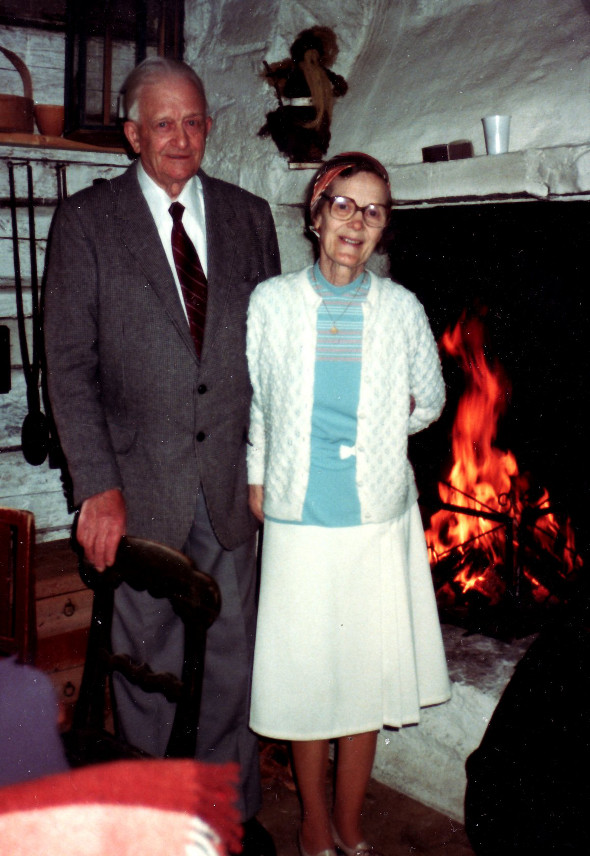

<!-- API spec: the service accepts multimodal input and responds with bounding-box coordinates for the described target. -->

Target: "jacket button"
[196,431,206,442]
[198,384,208,394]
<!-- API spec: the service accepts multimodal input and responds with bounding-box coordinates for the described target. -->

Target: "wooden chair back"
[65,535,220,765]
[0,508,36,664]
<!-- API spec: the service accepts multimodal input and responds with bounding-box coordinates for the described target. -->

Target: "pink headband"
[310,152,390,210]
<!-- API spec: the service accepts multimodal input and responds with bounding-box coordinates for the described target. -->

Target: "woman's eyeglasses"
[321,193,391,228]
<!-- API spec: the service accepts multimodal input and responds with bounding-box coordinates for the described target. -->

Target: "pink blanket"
[0,759,242,856]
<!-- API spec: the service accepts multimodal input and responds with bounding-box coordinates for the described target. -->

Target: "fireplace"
[388,200,590,638]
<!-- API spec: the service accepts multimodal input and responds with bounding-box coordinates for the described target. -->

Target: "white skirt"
[249,503,451,741]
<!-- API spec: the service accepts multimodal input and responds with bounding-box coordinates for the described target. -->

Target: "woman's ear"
[310,212,321,237]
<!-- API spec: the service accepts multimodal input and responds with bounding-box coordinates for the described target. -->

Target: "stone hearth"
[372,625,535,822]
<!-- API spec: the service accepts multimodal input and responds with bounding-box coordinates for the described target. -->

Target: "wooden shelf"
[0,131,126,155]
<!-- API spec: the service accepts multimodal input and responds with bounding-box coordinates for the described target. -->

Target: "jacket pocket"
[107,421,137,455]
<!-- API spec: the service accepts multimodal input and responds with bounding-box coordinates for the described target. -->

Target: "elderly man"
[44,57,280,855]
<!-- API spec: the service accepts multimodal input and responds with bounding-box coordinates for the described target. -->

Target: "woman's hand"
[248,484,265,523]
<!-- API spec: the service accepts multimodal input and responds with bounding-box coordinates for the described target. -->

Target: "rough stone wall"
[329,0,590,166]
[184,0,590,272]
[186,0,590,186]
[3,1,590,205]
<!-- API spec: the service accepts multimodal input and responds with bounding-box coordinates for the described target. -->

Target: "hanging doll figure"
[259,26,348,164]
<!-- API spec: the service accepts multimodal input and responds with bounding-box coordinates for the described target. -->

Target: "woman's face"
[312,170,389,285]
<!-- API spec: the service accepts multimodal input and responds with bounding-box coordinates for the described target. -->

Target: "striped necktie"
[169,202,207,357]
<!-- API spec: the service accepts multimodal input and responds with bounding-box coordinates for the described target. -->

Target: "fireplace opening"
[388,201,590,638]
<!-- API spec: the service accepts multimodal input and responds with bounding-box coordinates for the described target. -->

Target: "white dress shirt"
[137,162,208,321]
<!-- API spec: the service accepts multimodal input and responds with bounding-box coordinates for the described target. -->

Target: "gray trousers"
[112,489,261,820]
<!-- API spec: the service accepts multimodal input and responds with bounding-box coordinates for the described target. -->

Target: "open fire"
[424,311,584,632]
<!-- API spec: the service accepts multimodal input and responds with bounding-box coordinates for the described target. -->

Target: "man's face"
[124,75,212,198]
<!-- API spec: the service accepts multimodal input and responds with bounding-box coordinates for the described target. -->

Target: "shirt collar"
[137,162,203,219]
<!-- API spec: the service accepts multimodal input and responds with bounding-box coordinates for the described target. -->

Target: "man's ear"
[124,120,141,154]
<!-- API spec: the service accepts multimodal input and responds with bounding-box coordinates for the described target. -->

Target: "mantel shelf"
[386,142,590,207]
[271,143,590,209]
[0,131,126,155]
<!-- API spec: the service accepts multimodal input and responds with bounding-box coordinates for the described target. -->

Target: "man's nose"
[172,124,189,147]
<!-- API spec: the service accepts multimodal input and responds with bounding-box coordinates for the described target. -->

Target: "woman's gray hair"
[122,57,208,122]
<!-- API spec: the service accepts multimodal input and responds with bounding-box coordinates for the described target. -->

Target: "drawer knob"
[63,681,76,698]
[63,598,76,617]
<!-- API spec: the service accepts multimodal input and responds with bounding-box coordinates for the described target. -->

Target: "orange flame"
[425,312,582,606]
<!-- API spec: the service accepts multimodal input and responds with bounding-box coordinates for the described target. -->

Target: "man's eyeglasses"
[321,193,391,228]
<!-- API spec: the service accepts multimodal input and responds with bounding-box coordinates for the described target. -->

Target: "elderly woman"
[247,152,450,856]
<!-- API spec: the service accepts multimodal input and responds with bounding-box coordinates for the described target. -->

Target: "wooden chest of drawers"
[34,540,93,724]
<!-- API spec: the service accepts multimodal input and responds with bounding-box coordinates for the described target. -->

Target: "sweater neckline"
[311,261,368,297]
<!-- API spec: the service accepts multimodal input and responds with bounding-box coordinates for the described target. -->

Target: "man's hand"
[248,484,265,523]
[77,488,126,571]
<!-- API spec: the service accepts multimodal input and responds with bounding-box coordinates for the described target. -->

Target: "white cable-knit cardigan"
[246,267,445,524]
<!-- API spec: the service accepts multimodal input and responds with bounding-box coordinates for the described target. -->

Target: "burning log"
[425,311,583,635]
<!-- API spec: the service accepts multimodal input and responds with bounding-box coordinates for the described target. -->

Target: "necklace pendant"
[330,325,339,334]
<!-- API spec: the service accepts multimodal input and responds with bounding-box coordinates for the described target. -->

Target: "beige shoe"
[331,825,382,856]
[297,831,337,856]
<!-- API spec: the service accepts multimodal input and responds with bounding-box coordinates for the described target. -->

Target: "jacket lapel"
[200,171,238,359]
[113,163,198,363]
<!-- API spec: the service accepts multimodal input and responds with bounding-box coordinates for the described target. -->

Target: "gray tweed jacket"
[44,161,280,550]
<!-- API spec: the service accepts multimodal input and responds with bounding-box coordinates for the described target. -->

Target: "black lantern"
[64,0,184,146]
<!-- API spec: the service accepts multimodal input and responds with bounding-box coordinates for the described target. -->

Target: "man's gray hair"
[122,56,209,122]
